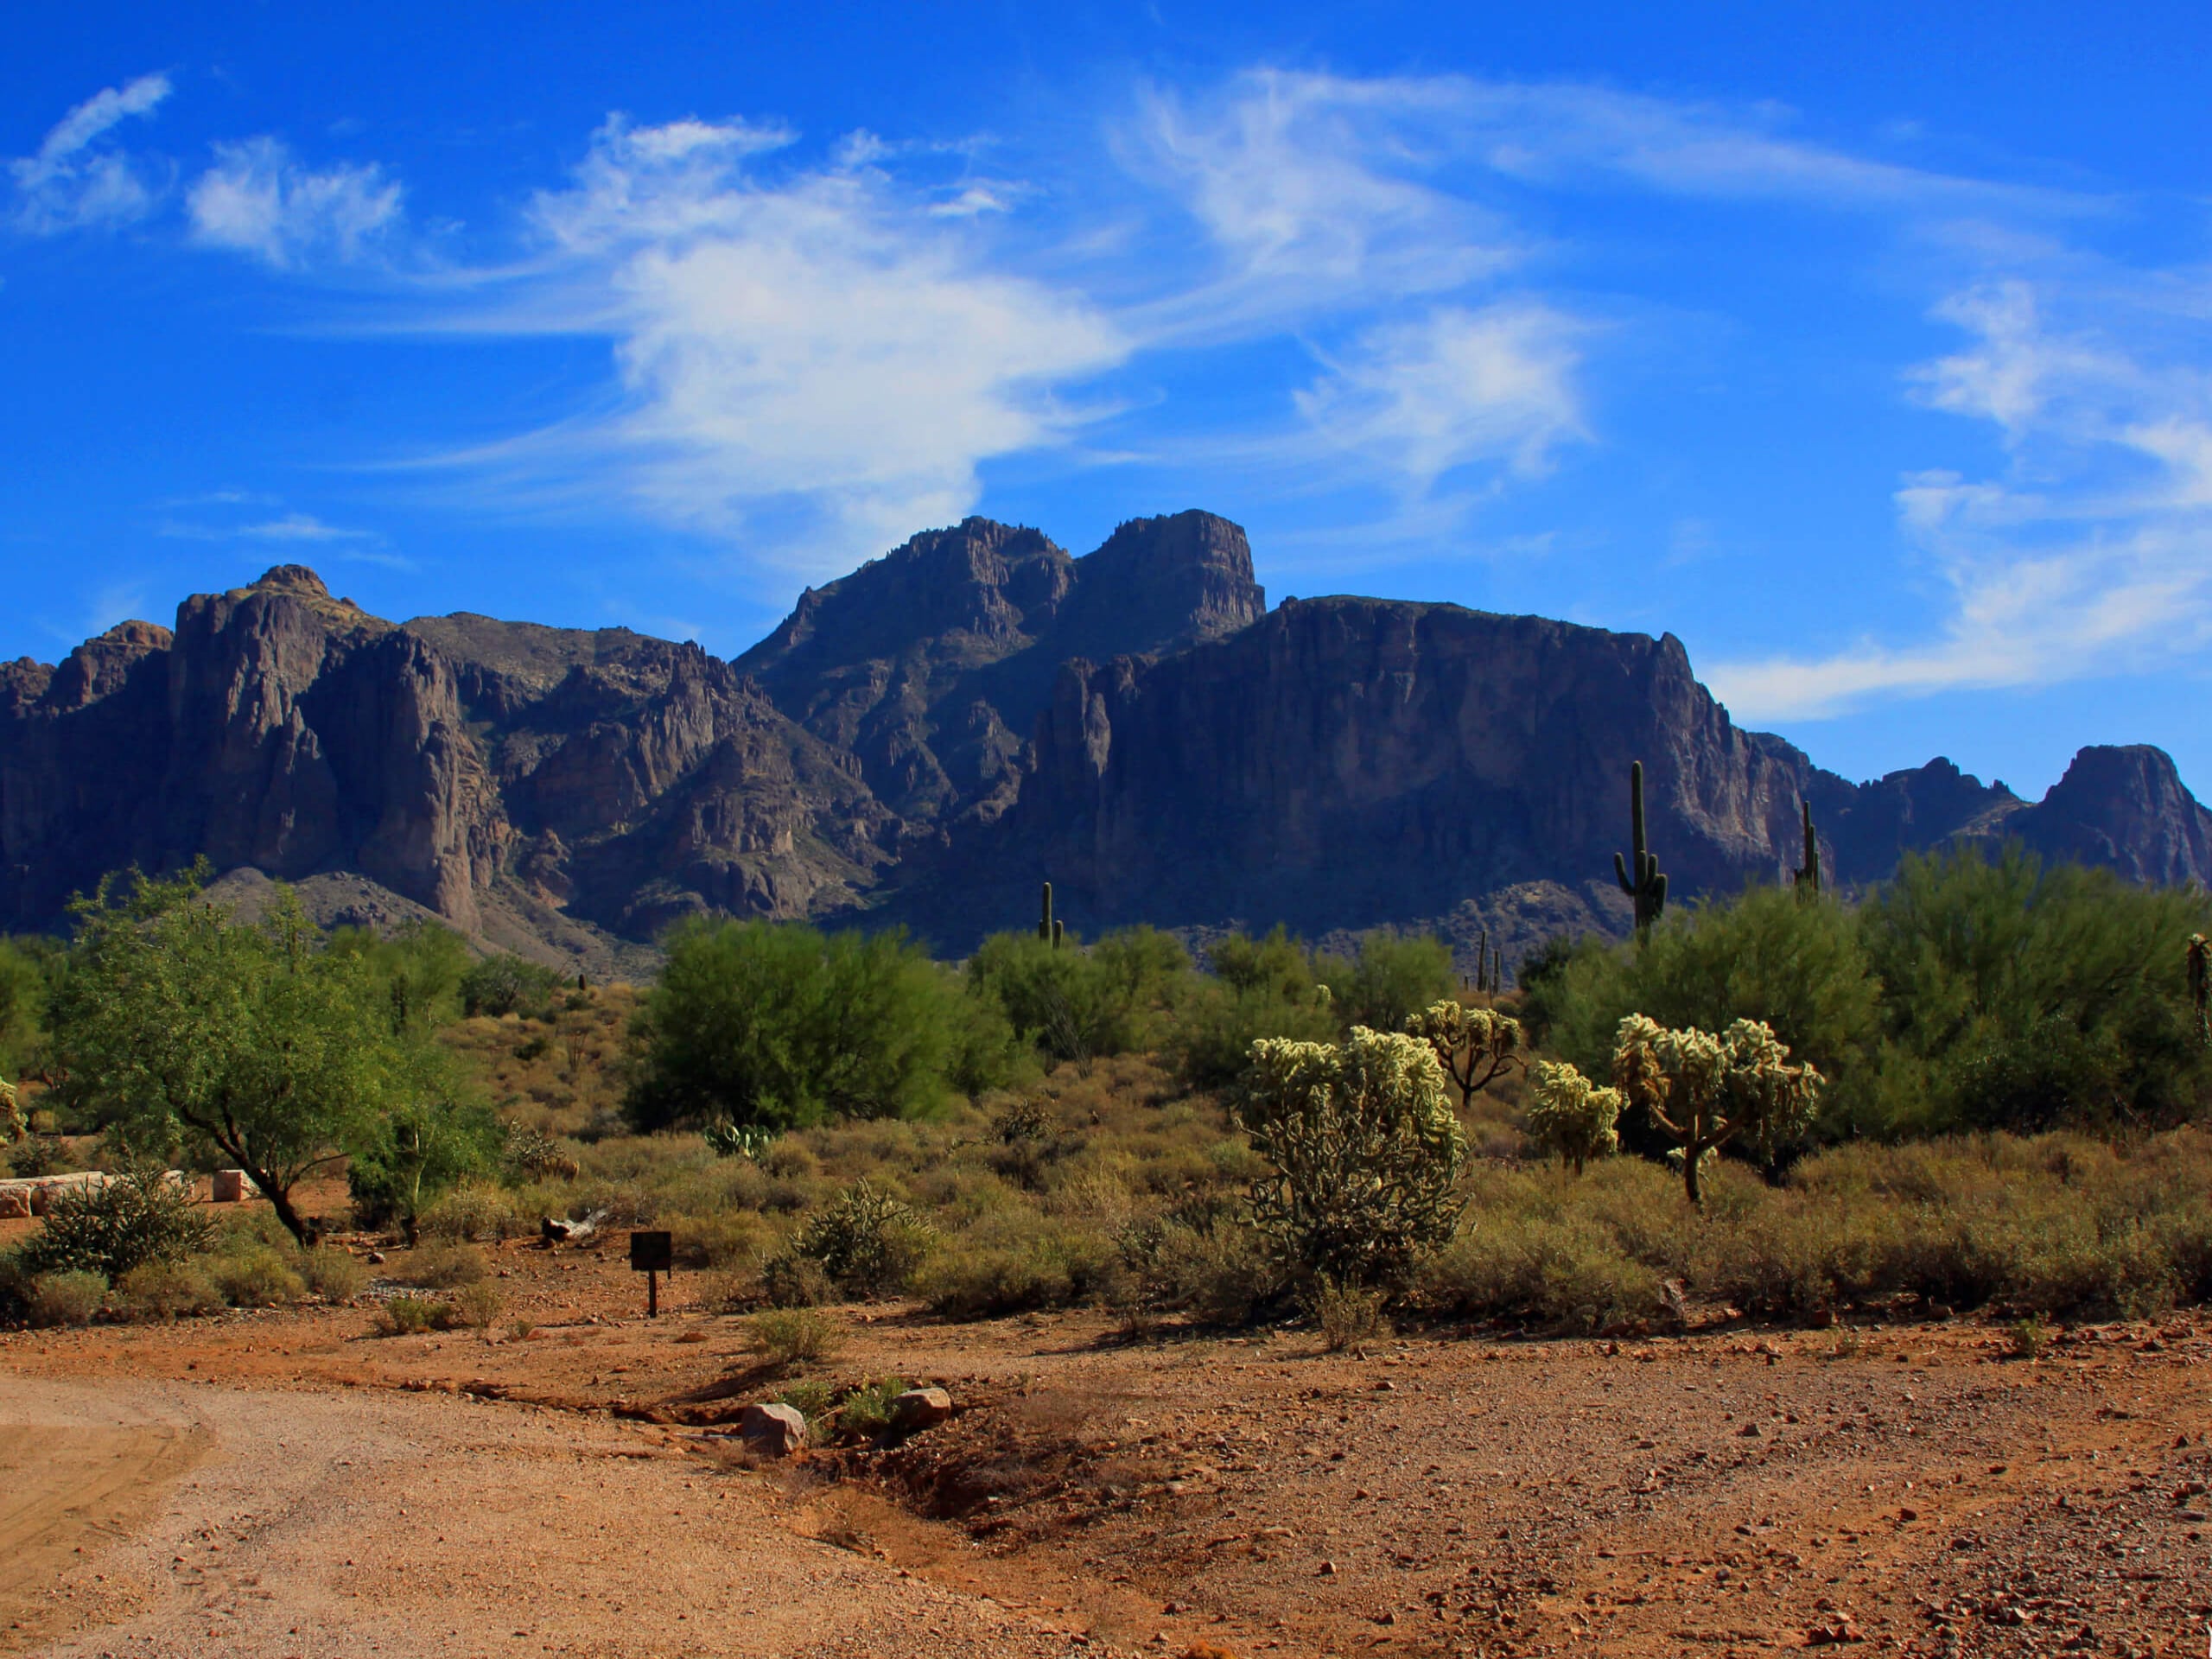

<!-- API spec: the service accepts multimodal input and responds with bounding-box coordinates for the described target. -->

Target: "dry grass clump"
[747,1307,841,1371]
[114,1259,223,1322]
[385,1242,489,1289]
[1415,1128,2212,1330]
[29,1269,107,1326]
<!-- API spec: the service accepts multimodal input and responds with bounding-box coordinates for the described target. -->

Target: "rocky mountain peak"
[251,564,333,598]
[2018,743,2212,887]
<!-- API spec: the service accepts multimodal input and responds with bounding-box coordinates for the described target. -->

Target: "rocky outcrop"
[3,522,2207,970]
[2011,745,2212,887]
[736,510,1265,831]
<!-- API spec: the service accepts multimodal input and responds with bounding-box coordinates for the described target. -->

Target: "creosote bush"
[29,1269,109,1327]
[747,1307,840,1371]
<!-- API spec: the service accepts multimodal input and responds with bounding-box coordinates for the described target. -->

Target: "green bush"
[375,1294,459,1336]
[17,1168,213,1281]
[915,1223,1115,1320]
[1314,931,1457,1033]
[1163,979,1338,1091]
[298,1247,367,1302]
[747,1307,840,1370]
[458,953,564,1020]
[783,1179,932,1299]
[1115,1210,1282,1325]
[114,1259,222,1322]
[29,1268,108,1327]
[965,926,1189,1065]
[626,919,959,1132]
[417,1180,525,1243]
[208,1244,306,1307]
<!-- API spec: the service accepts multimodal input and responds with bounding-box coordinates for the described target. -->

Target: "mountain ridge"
[3,512,2204,969]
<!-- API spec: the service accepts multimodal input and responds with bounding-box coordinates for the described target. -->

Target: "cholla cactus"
[1524,1059,1623,1175]
[503,1124,581,1180]
[2189,934,2210,1048]
[1611,1014,1822,1206]
[1236,1027,1465,1292]
[1404,1001,1522,1109]
[0,1079,22,1145]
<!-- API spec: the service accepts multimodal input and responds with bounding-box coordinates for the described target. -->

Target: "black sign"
[629,1230,673,1273]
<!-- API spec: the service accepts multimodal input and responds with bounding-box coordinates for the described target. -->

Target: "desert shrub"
[672,1209,777,1271]
[298,1247,367,1302]
[760,1252,835,1308]
[29,1268,108,1326]
[965,927,1188,1065]
[784,1179,933,1299]
[459,954,564,1020]
[502,1124,582,1180]
[915,1221,1116,1320]
[1418,1214,1662,1332]
[1313,1277,1389,1351]
[1116,1209,1281,1325]
[1861,845,2212,1135]
[375,1294,459,1336]
[450,1280,505,1328]
[626,919,958,1132]
[113,1258,222,1322]
[208,1244,305,1307]
[1315,931,1457,1033]
[834,1376,911,1440]
[418,1180,525,1243]
[5,1133,67,1179]
[346,1090,503,1234]
[747,1307,840,1370]
[385,1242,488,1288]
[1163,979,1338,1090]
[17,1168,213,1281]
[1236,1027,1465,1294]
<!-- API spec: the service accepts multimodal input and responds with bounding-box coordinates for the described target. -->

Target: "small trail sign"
[629,1230,673,1318]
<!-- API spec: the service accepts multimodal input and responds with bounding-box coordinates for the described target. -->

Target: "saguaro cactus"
[1613,761,1669,933]
[1039,881,1060,949]
[2189,933,2210,1048]
[1793,799,1822,897]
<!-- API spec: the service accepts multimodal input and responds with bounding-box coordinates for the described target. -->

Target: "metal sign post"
[629,1230,673,1318]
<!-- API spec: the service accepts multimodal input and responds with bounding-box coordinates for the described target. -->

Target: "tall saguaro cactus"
[2188,933,2210,1048]
[1613,761,1669,934]
[1793,799,1822,897]
[1039,881,1061,950]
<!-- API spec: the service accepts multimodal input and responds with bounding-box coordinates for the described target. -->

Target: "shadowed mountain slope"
[3,520,2205,970]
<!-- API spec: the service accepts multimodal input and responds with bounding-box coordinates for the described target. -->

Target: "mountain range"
[4,509,2207,974]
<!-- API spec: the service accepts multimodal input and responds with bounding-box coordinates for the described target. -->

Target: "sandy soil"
[5,1228,2212,1657]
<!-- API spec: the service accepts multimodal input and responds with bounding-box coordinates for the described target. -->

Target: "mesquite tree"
[1611,1014,1823,1206]
[1524,1059,1623,1175]
[1403,1000,1521,1109]
[1236,1027,1465,1293]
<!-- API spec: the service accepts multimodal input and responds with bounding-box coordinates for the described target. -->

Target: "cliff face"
[3,518,2208,969]
[736,510,1265,832]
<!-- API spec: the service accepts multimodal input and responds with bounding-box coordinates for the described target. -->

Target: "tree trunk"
[251,1166,315,1246]
[1683,1141,1706,1209]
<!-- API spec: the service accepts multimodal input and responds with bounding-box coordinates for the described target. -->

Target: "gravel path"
[1,1375,1114,1659]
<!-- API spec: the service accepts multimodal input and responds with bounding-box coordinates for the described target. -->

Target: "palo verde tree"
[1403,1000,1521,1109]
[48,864,453,1245]
[1235,1026,1465,1294]
[1611,1014,1823,1207]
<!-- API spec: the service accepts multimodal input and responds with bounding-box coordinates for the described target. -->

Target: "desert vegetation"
[3,838,2210,1344]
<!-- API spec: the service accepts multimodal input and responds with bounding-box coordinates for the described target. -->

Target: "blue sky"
[5,2,2210,799]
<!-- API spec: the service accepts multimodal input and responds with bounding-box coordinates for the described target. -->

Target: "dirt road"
[0,1374,1112,1659]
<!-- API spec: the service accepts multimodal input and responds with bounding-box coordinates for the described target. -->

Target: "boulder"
[0,1187,27,1219]
[738,1402,806,1458]
[889,1386,953,1433]
[212,1168,250,1203]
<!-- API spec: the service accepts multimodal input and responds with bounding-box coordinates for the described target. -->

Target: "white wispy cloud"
[186,137,403,268]
[411,114,1128,572]
[1709,273,2212,719]
[7,72,172,232]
